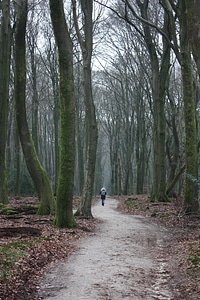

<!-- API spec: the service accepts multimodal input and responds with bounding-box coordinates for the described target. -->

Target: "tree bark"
[49,0,76,227]
[188,0,200,79]
[166,164,186,196]
[0,0,11,204]
[178,0,198,212]
[14,0,55,215]
[73,0,98,217]
[136,1,170,202]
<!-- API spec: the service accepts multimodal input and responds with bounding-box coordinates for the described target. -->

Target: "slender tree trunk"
[166,164,186,196]
[0,0,11,204]
[136,94,145,194]
[76,123,85,194]
[75,61,85,195]
[15,127,21,195]
[73,0,98,217]
[48,45,60,193]
[49,0,76,227]
[30,42,39,154]
[15,0,55,215]
[166,114,180,196]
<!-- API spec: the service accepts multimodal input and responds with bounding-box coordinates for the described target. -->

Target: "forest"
[1,0,200,227]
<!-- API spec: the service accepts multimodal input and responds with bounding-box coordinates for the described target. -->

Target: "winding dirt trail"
[39,198,173,299]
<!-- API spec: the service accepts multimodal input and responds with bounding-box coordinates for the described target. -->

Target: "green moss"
[151,210,158,217]
[189,255,200,266]
[186,241,200,278]
[0,241,33,282]
[125,198,138,207]
[0,208,16,215]
[187,254,200,278]
[0,206,39,215]
[0,238,50,282]
[187,268,200,278]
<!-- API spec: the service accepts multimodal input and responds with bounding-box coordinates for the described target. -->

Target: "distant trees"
[93,0,200,212]
[1,0,200,220]
[125,1,171,202]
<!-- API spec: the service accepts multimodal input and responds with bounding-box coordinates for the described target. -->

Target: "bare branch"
[95,0,179,61]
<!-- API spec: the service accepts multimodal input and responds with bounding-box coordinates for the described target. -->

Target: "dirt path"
[38,198,173,300]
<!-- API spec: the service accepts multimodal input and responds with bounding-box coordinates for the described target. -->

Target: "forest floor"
[0,195,200,299]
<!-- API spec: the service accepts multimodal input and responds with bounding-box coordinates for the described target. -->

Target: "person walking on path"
[100,187,106,206]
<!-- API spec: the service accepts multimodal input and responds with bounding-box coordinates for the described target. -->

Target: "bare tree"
[14,0,55,214]
[162,0,198,211]
[73,0,98,217]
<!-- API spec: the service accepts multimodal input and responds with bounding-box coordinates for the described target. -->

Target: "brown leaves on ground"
[117,194,200,299]
[0,195,200,299]
[0,197,98,300]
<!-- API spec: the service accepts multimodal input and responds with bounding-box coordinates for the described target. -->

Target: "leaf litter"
[0,195,199,299]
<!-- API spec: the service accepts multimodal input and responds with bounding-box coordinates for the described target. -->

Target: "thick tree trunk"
[14,0,55,215]
[139,5,170,202]
[0,0,11,204]
[189,0,200,79]
[179,0,198,212]
[49,0,76,227]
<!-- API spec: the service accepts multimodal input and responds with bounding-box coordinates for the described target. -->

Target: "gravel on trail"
[39,198,172,300]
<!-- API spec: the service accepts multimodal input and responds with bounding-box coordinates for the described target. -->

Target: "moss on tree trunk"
[49,0,76,228]
[0,0,11,204]
[179,0,198,212]
[15,0,55,215]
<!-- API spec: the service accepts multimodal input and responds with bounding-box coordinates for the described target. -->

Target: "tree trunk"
[49,0,76,227]
[189,0,200,79]
[166,164,186,196]
[138,3,170,202]
[15,127,21,196]
[14,0,55,215]
[53,86,60,193]
[166,111,180,194]
[0,0,11,204]
[47,44,60,193]
[179,0,198,212]
[30,39,39,154]
[73,0,98,217]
